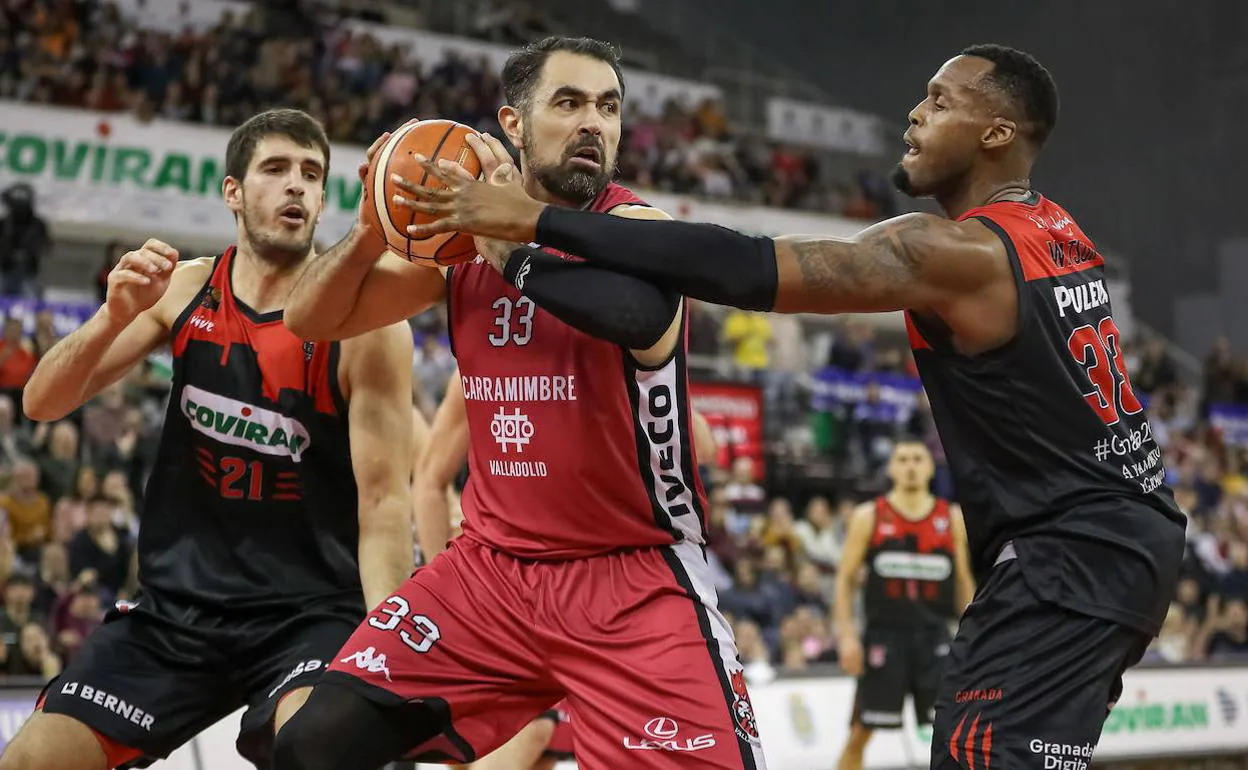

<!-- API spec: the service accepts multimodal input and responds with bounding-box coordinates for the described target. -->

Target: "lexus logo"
[644,717,679,739]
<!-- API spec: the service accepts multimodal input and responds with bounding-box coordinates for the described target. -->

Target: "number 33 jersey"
[907,193,1185,633]
[446,183,708,560]
[141,247,364,616]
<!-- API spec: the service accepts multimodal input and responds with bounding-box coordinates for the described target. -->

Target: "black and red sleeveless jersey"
[862,496,957,629]
[138,248,363,614]
[447,183,708,559]
[907,192,1185,632]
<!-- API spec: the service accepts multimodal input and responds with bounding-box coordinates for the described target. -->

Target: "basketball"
[363,119,482,267]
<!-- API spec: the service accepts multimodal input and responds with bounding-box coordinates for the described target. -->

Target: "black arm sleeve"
[502,247,681,349]
[535,206,780,311]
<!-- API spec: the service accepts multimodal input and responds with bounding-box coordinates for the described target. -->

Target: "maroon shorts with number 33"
[324,537,768,769]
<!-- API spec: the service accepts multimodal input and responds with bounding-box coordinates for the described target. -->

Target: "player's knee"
[0,713,110,770]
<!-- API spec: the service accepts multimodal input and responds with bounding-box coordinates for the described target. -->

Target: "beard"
[240,202,314,263]
[890,163,919,197]
[524,126,613,206]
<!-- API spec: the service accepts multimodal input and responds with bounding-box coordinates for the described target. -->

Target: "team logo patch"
[303,340,315,361]
[869,644,887,668]
[729,669,760,743]
[200,286,222,310]
[933,515,950,533]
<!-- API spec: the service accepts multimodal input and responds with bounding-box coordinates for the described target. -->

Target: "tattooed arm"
[770,213,1007,315]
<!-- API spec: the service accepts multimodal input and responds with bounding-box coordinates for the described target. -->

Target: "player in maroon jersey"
[398,43,1188,770]
[275,37,766,770]
[4,110,416,770]
[833,441,974,770]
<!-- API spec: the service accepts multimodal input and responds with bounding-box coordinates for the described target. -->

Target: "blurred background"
[1,0,1247,768]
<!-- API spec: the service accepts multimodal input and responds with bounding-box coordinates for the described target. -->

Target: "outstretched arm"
[531,208,1007,317]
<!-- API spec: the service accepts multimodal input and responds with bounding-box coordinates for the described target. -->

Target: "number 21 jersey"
[906,193,1185,633]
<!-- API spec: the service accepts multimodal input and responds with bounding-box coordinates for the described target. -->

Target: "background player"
[276,36,766,770]
[0,109,415,770]
[834,441,973,770]
[397,44,1189,769]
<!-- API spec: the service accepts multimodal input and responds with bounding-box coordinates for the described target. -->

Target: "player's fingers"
[411,154,449,184]
[438,158,477,184]
[111,268,151,286]
[490,163,517,185]
[391,176,452,202]
[142,238,178,259]
[480,133,514,166]
[119,251,162,274]
[365,131,391,161]
[135,250,174,273]
[391,195,450,216]
[464,133,498,176]
[406,218,459,237]
[357,161,370,183]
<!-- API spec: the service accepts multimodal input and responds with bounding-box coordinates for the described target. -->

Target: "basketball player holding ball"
[277,36,767,770]
[399,44,1188,770]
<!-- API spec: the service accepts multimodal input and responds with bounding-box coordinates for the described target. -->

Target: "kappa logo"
[512,256,532,290]
[339,647,392,682]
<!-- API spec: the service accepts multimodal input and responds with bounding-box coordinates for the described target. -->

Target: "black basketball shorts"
[851,624,951,729]
[930,554,1150,770]
[38,600,360,769]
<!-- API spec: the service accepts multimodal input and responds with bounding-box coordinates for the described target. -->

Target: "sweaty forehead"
[536,51,621,99]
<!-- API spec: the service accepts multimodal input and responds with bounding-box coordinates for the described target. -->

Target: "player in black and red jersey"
[2,109,415,770]
[834,441,974,770]
[405,44,1188,770]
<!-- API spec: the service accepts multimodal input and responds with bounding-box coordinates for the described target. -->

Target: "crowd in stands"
[0,0,895,218]
[3,0,1248,684]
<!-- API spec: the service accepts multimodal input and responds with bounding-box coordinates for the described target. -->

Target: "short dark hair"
[501,36,626,113]
[961,44,1059,147]
[225,108,330,185]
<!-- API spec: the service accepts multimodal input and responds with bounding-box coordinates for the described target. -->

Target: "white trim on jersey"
[667,540,768,769]
[631,358,703,543]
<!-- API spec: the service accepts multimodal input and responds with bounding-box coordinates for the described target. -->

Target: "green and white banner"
[0,102,865,252]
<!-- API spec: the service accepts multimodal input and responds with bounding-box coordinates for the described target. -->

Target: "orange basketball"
[363,119,482,267]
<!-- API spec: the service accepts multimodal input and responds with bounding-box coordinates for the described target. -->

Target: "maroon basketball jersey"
[447,183,707,559]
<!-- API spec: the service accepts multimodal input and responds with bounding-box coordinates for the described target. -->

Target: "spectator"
[733,618,775,685]
[82,382,129,464]
[1135,338,1180,395]
[722,310,771,381]
[37,420,79,505]
[5,622,61,679]
[32,542,70,621]
[67,495,135,599]
[0,460,52,561]
[719,558,774,631]
[0,183,50,298]
[0,394,33,471]
[51,585,101,665]
[52,465,98,545]
[723,456,766,522]
[1201,598,1248,660]
[0,572,36,651]
[0,317,36,402]
[1204,337,1238,412]
[760,498,803,560]
[793,561,830,614]
[794,495,842,574]
[31,309,59,359]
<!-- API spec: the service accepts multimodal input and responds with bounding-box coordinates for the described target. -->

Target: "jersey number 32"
[1067,316,1142,426]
